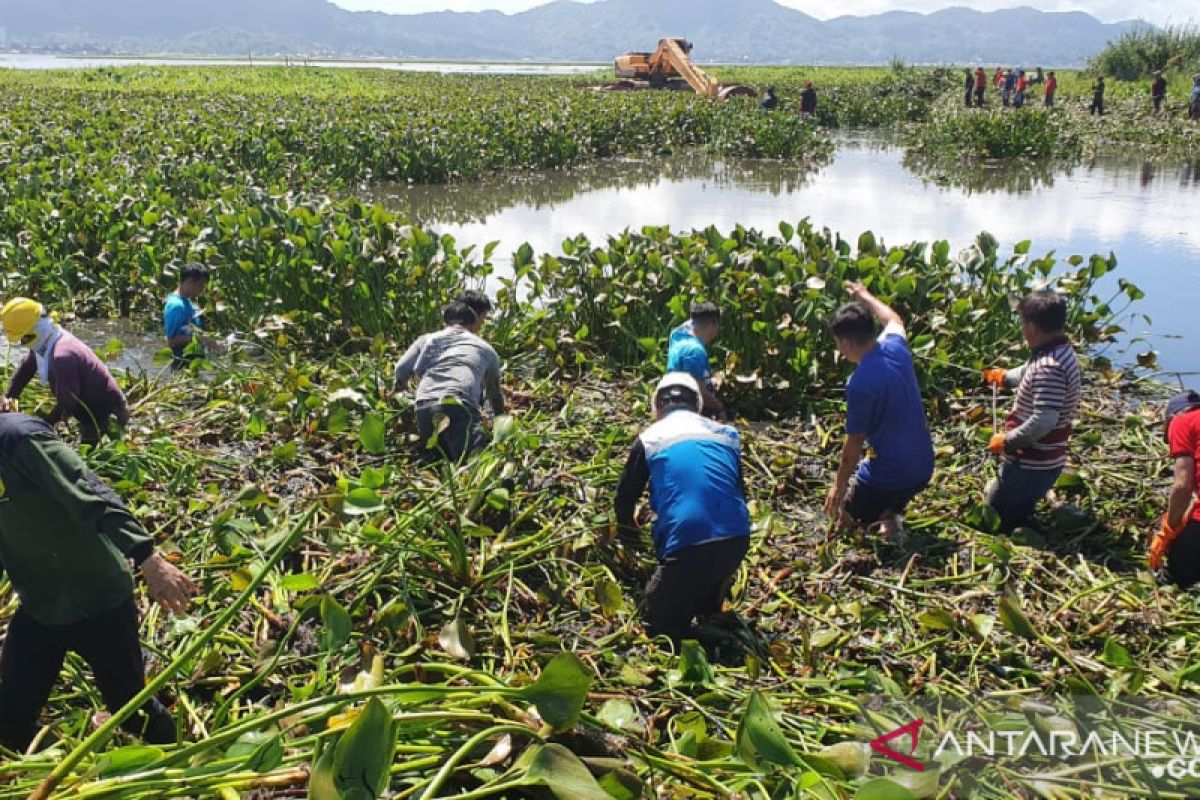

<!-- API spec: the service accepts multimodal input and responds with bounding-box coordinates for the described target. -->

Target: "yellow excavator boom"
[650,38,719,98]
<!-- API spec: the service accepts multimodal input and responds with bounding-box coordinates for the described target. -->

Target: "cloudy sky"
[329,0,1193,25]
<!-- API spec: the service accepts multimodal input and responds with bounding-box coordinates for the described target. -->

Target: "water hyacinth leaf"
[597,698,644,734]
[307,742,338,800]
[358,412,386,455]
[95,745,164,777]
[854,778,919,800]
[597,769,642,800]
[892,768,942,798]
[319,595,352,650]
[329,698,396,799]
[674,640,715,685]
[593,576,623,617]
[1102,637,1137,669]
[345,487,385,516]
[917,608,956,632]
[244,734,284,773]
[969,613,995,640]
[326,405,350,434]
[438,618,476,661]
[523,744,611,800]
[736,691,803,768]
[520,652,592,732]
[998,594,1038,640]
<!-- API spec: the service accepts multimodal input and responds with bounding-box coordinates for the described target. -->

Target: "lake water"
[0,53,599,74]
[378,134,1200,378]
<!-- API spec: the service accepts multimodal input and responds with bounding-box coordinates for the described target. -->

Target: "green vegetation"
[0,64,1191,799]
[1091,24,1200,80]
[904,106,1083,163]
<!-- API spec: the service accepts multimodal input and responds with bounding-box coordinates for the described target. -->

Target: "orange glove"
[983,368,1007,388]
[988,433,1007,454]
[1149,514,1185,570]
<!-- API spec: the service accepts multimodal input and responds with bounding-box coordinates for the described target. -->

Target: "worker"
[1090,75,1106,115]
[613,372,750,644]
[963,68,974,107]
[1032,66,1045,85]
[992,66,1003,89]
[1191,74,1200,121]
[163,262,221,370]
[799,81,818,116]
[666,302,726,420]
[1150,391,1200,586]
[983,290,1081,533]
[0,411,196,753]
[1,299,128,446]
[760,85,778,111]
[394,299,504,463]
[1002,69,1015,107]
[1152,70,1168,113]
[1014,70,1028,108]
[974,66,987,107]
[1044,71,1058,108]
[824,282,934,541]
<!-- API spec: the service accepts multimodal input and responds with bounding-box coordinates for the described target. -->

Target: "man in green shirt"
[0,413,196,753]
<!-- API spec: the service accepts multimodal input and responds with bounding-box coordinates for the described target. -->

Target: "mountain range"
[0,0,1148,66]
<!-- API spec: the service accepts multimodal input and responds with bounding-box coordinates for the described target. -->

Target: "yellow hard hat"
[0,298,44,343]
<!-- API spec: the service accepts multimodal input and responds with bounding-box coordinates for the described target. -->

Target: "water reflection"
[378,133,1199,374]
[370,154,827,226]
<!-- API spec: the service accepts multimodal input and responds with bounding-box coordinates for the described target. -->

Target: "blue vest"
[640,410,750,559]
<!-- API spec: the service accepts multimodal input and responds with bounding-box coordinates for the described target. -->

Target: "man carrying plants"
[0,411,196,753]
[983,290,1081,533]
[667,302,726,420]
[614,373,751,645]
[1148,391,1200,586]
[1,298,129,446]
[824,282,934,541]
[164,262,222,370]
[394,298,505,463]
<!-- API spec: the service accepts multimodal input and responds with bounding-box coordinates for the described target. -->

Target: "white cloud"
[328,0,1195,26]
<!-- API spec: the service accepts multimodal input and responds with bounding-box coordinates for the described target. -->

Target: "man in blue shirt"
[666,302,726,419]
[614,372,751,644]
[824,282,934,541]
[163,263,219,370]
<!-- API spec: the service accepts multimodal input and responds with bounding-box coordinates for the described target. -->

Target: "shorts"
[845,479,926,525]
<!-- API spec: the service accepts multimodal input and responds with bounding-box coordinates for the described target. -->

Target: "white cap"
[653,372,702,414]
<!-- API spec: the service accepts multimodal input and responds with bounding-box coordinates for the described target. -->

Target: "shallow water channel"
[378,134,1200,378]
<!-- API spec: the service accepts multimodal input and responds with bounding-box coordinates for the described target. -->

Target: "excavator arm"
[648,38,719,98]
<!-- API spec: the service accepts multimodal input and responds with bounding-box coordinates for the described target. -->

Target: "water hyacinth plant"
[0,63,1191,800]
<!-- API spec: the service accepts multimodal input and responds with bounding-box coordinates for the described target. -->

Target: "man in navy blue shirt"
[615,373,750,644]
[824,282,934,540]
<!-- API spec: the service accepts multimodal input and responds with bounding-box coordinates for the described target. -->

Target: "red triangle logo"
[869,718,926,771]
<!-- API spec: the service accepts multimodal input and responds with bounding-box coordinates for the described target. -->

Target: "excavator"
[604,38,755,101]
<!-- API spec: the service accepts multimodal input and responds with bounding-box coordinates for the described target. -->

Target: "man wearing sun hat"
[1,298,129,445]
[1149,390,1200,586]
[613,372,751,644]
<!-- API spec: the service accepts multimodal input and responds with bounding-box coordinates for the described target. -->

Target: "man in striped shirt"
[983,290,1081,533]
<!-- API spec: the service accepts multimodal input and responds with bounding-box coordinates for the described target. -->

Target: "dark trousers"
[974,87,985,107]
[986,461,1063,534]
[1090,97,1104,115]
[0,599,174,753]
[1045,93,1055,108]
[415,401,485,464]
[964,86,973,106]
[1165,520,1200,589]
[645,535,749,644]
[1153,95,1164,112]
